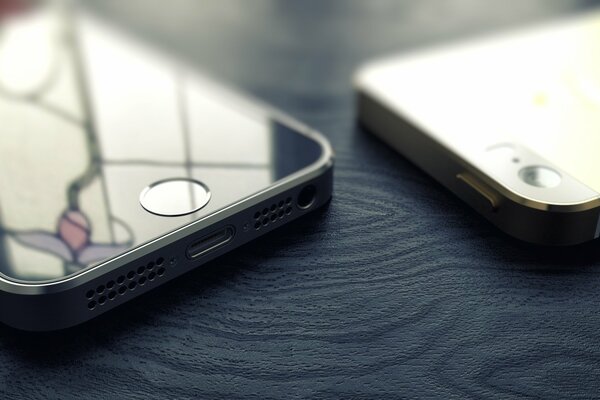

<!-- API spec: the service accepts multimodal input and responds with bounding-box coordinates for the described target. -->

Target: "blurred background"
[86,0,600,114]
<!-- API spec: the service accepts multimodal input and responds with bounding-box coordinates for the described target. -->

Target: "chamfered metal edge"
[356,85,600,244]
[0,116,334,295]
[356,88,600,245]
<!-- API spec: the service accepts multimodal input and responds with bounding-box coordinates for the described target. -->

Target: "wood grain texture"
[2,1,600,398]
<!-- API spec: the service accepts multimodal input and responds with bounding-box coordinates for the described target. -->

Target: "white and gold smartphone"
[355,11,600,245]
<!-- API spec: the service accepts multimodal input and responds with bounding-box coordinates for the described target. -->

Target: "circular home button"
[140,178,211,217]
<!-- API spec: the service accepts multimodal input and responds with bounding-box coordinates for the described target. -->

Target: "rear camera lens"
[519,166,561,188]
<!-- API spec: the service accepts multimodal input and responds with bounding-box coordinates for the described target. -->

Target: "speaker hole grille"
[253,196,293,230]
[85,255,173,310]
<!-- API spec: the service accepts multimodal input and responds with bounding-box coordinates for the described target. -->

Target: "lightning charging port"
[186,226,235,259]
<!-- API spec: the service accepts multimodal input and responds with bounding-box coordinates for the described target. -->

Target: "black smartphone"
[0,3,333,330]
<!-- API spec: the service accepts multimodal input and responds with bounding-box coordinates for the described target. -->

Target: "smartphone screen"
[0,5,323,282]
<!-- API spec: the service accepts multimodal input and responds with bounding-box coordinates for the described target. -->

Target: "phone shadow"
[480,233,600,271]
[0,203,333,364]
[353,122,600,273]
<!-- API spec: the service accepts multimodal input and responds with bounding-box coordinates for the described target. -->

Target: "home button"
[139,178,211,217]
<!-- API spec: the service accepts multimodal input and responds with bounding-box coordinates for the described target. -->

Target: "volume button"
[456,172,500,212]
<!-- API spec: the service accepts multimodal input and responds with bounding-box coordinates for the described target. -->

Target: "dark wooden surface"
[3,1,600,398]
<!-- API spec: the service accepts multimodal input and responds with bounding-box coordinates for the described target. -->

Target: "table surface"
[3,1,600,399]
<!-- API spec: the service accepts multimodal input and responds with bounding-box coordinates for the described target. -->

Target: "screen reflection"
[0,5,322,282]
